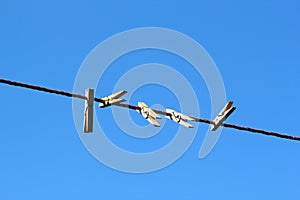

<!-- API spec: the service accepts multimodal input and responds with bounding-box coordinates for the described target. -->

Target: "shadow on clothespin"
[83,89,94,133]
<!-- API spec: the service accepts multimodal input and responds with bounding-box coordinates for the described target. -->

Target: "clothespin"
[165,109,195,128]
[83,89,94,133]
[211,101,236,131]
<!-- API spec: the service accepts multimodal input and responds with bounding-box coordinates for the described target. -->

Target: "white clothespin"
[211,101,236,131]
[165,109,195,128]
[137,102,161,127]
[99,90,127,108]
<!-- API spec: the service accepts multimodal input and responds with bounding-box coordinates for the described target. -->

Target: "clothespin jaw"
[210,101,236,131]
[83,89,94,133]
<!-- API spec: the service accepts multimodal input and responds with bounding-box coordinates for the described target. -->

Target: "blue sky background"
[1,0,300,199]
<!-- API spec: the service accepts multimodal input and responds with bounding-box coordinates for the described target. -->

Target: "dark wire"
[1,78,300,141]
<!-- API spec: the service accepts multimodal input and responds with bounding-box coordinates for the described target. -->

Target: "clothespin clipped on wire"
[83,89,94,133]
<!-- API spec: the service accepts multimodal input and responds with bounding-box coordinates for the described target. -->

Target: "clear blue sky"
[1,1,300,199]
